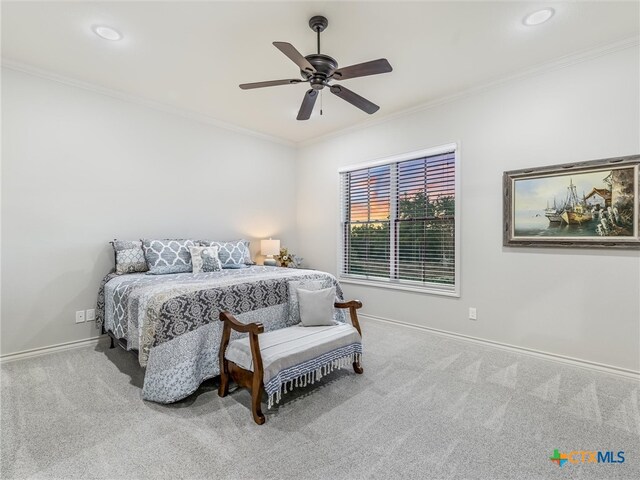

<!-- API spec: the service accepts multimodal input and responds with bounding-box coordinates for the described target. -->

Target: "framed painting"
[503,154,640,249]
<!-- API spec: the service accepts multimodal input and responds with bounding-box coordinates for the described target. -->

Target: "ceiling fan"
[239,15,393,120]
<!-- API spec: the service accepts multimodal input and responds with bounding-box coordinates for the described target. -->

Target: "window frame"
[337,143,461,297]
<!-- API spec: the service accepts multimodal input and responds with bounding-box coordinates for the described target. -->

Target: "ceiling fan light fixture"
[92,25,123,41]
[523,8,555,27]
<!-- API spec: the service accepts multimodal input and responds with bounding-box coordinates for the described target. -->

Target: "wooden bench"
[218,300,363,424]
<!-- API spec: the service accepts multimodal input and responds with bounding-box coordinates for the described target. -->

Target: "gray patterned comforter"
[96,266,343,403]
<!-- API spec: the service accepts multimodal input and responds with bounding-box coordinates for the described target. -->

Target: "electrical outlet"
[469,307,477,320]
[75,310,85,323]
[86,309,96,322]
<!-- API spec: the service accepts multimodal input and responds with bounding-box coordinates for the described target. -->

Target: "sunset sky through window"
[348,154,455,223]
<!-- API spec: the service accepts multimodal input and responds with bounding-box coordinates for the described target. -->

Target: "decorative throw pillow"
[240,239,254,265]
[112,240,148,274]
[142,239,195,275]
[288,279,326,323]
[198,239,250,268]
[189,246,222,273]
[298,287,337,327]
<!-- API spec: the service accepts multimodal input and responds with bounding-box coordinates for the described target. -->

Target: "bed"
[96,266,344,403]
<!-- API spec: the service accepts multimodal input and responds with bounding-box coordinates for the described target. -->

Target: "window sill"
[339,276,460,298]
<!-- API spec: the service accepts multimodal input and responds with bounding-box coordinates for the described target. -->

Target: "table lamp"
[261,238,280,266]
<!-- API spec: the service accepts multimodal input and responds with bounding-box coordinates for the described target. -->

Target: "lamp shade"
[261,239,280,256]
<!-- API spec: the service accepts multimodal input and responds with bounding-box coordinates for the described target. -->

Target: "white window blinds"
[340,147,458,294]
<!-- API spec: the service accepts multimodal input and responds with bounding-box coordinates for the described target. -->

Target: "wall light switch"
[75,310,85,323]
[86,309,96,322]
[469,307,477,320]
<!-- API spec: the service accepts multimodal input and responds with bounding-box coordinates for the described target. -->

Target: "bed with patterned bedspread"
[96,266,344,403]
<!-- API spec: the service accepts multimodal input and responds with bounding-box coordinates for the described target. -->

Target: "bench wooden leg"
[251,373,266,425]
[218,321,231,398]
[353,359,363,374]
[218,360,230,398]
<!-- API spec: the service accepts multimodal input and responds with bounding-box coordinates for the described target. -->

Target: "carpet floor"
[1,318,639,479]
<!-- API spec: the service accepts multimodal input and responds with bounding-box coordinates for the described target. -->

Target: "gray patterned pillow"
[198,239,251,268]
[142,239,195,275]
[189,246,222,273]
[240,240,254,265]
[112,240,148,274]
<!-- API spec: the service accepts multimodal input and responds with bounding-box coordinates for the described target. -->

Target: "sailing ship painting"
[559,178,593,225]
[509,164,638,241]
[544,198,562,223]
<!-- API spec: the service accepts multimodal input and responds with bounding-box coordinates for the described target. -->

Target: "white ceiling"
[2,1,639,144]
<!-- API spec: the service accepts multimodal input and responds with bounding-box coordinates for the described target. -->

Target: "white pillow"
[297,287,336,327]
[288,279,325,323]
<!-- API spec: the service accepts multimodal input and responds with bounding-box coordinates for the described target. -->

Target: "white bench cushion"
[225,323,361,386]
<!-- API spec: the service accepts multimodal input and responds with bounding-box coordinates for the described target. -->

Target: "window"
[339,145,459,296]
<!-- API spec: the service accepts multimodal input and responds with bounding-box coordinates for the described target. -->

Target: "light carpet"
[1,318,639,479]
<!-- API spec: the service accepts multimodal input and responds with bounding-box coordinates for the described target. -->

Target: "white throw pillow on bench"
[297,287,336,327]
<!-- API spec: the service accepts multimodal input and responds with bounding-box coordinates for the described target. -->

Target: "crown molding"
[1,58,296,148]
[3,35,638,148]
[298,35,640,148]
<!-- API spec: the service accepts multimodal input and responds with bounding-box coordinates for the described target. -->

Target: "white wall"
[3,46,639,370]
[1,68,297,355]
[296,46,640,372]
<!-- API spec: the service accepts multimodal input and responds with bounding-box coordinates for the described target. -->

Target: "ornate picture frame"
[503,154,640,249]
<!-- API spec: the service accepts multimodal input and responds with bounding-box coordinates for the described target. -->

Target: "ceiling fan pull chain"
[320,90,323,116]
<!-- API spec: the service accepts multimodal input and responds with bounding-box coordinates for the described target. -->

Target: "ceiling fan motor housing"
[302,54,338,90]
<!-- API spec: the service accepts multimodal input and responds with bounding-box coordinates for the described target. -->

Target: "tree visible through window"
[340,149,457,292]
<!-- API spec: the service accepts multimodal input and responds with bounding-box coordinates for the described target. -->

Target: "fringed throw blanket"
[266,349,362,409]
[224,323,363,409]
[95,266,345,403]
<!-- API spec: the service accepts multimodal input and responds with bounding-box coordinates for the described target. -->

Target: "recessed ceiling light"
[523,8,555,26]
[92,25,122,41]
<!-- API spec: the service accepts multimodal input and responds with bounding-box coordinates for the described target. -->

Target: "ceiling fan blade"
[273,42,316,74]
[330,85,379,114]
[333,59,392,81]
[297,89,318,120]
[239,79,303,90]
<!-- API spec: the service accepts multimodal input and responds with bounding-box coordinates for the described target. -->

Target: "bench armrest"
[334,300,362,310]
[219,311,264,334]
[218,311,266,424]
[219,311,265,384]
[334,299,363,336]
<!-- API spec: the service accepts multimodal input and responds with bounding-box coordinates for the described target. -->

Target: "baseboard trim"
[0,335,108,364]
[360,314,640,380]
[4,317,637,379]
